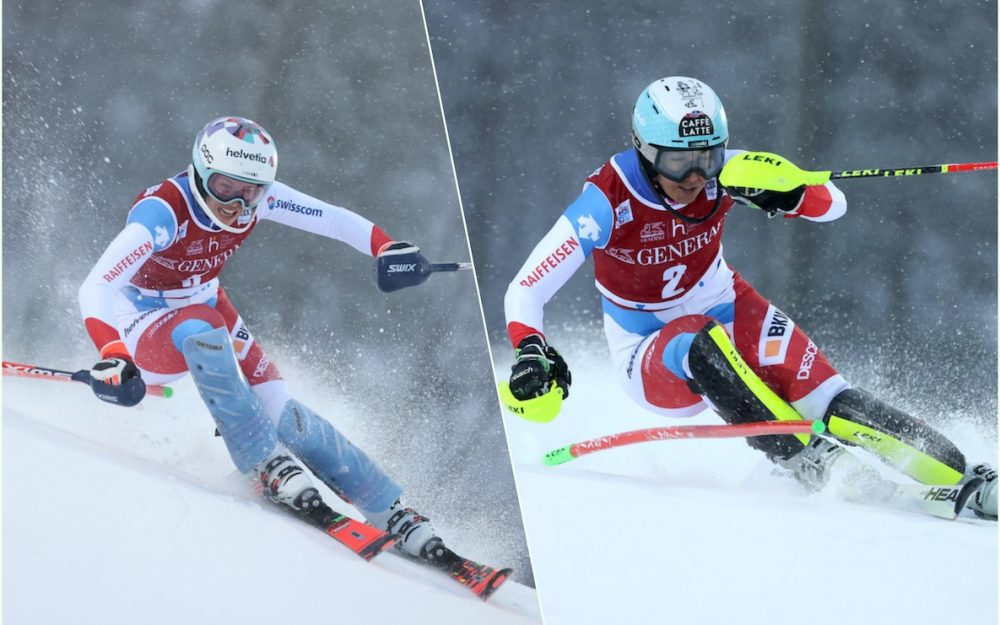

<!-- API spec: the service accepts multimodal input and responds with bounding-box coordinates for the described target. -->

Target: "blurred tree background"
[3,0,531,582]
[426,0,998,427]
[4,0,997,590]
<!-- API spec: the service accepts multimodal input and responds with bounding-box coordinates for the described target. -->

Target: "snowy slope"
[2,377,541,625]
[498,337,998,625]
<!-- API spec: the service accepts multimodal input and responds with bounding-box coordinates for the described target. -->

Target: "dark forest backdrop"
[3,0,531,582]
[427,0,998,425]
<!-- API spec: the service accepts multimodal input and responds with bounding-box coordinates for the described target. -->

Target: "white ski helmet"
[632,77,728,182]
[190,116,277,232]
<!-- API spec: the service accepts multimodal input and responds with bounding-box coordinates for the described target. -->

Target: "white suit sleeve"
[78,222,156,353]
[504,184,613,347]
[258,181,391,255]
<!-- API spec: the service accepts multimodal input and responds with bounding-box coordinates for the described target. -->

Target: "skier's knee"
[169,305,227,353]
[661,332,697,380]
[656,314,716,381]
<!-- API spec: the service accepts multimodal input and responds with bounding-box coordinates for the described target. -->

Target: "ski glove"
[375,241,432,292]
[509,334,571,401]
[728,185,806,217]
[88,356,146,407]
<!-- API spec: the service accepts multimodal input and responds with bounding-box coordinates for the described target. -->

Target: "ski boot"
[777,437,896,503]
[368,499,513,599]
[367,498,440,558]
[254,451,323,513]
[965,463,997,519]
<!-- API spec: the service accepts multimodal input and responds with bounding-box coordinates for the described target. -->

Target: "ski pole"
[719,151,997,192]
[828,161,997,180]
[542,420,825,466]
[2,360,174,398]
[430,262,472,272]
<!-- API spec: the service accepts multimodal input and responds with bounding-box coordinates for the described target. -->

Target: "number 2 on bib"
[661,264,687,299]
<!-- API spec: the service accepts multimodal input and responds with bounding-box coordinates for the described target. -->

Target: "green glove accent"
[720,151,831,192]
[498,381,563,423]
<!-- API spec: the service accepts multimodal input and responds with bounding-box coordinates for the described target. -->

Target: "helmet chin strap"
[636,150,723,225]
[187,164,257,234]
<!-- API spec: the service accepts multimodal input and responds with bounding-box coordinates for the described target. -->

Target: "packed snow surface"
[499,340,998,625]
[4,340,996,625]
[2,376,541,625]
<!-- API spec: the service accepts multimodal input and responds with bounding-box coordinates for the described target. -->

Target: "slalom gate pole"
[542,420,825,466]
[828,161,997,180]
[2,360,173,398]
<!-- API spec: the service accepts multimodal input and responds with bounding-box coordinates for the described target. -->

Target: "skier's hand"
[509,334,571,401]
[727,185,806,217]
[89,356,146,407]
[375,241,431,292]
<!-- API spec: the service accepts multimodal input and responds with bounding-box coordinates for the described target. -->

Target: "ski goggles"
[204,172,269,208]
[649,144,726,183]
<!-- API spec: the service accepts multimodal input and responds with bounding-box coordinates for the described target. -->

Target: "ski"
[419,540,513,601]
[765,464,984,521]
[294,501,400,561]
[886,477,983,521]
